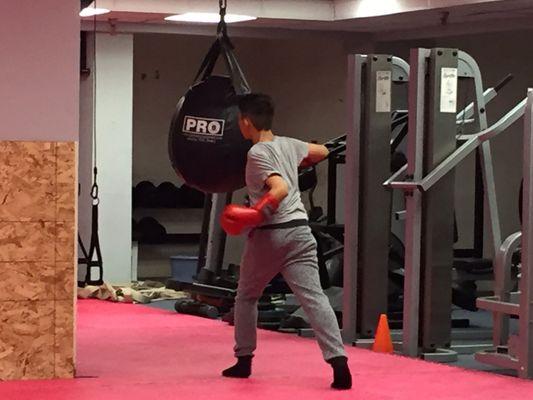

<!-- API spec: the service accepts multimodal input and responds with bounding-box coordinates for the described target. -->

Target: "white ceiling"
[83,0,533,40]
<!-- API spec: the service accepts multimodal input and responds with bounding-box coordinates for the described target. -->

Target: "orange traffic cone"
[372,314,394,353]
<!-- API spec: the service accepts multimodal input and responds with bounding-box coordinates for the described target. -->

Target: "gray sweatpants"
[233,225,346,361]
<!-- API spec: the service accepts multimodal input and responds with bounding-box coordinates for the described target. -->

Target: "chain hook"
[90,167,99,203]
[217,0,228,36]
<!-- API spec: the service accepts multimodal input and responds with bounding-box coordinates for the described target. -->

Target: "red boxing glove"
[220,193,280,236]
[220,212,244,236]
[220,204,263,236]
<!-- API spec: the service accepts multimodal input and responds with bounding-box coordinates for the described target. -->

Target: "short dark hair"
[238,93,274,131]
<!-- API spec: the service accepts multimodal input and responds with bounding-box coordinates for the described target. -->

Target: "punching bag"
[169,24,252,194]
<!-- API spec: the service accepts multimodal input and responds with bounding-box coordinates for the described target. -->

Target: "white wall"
[94,33,134,284]
[0,0,79,141]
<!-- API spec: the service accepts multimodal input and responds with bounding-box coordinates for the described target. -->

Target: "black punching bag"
[169,30,252,194]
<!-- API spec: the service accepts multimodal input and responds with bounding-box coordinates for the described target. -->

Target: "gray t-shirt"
[246,136,309,225]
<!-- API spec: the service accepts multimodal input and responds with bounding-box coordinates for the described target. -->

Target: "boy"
[220,93,352,390]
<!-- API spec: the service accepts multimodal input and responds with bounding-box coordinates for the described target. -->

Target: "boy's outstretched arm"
[300,143,329,168]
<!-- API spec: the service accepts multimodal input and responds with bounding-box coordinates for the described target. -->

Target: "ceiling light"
[165,12,256,23]
[80,7,111,17]
[356,0,401,18]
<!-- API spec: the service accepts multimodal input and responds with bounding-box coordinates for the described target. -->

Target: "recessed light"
[165,12,256,23]
[80,7,111,17]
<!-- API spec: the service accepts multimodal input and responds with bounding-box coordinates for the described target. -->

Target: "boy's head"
[238,93,274,139]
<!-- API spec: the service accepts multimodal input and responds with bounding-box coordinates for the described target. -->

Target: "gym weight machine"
[385,48,525,361]
[344,48,517,363]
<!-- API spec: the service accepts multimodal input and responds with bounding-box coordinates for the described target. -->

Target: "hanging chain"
[219,0,227,15]
[217,0,228,35]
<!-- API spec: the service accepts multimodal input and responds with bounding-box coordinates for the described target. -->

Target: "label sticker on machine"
[440,67,458,113]
[376,71,391,113]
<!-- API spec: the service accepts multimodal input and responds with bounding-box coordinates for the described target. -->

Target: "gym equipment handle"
[494,74,513,93]
[324,134,347,157]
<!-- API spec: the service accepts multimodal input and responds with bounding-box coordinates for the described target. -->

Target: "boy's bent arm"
[220,174,287,235]
[265,175,289,203]
[300,143,329,167]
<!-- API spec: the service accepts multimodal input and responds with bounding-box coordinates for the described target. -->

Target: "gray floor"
[144,299,177,312]
[448,309,518,376]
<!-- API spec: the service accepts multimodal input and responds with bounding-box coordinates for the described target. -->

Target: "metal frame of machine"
[343,54,410,342]
[475,89,533,378]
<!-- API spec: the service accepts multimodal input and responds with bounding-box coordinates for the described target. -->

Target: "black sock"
[327,356,352,390]
[222,355,253,378]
